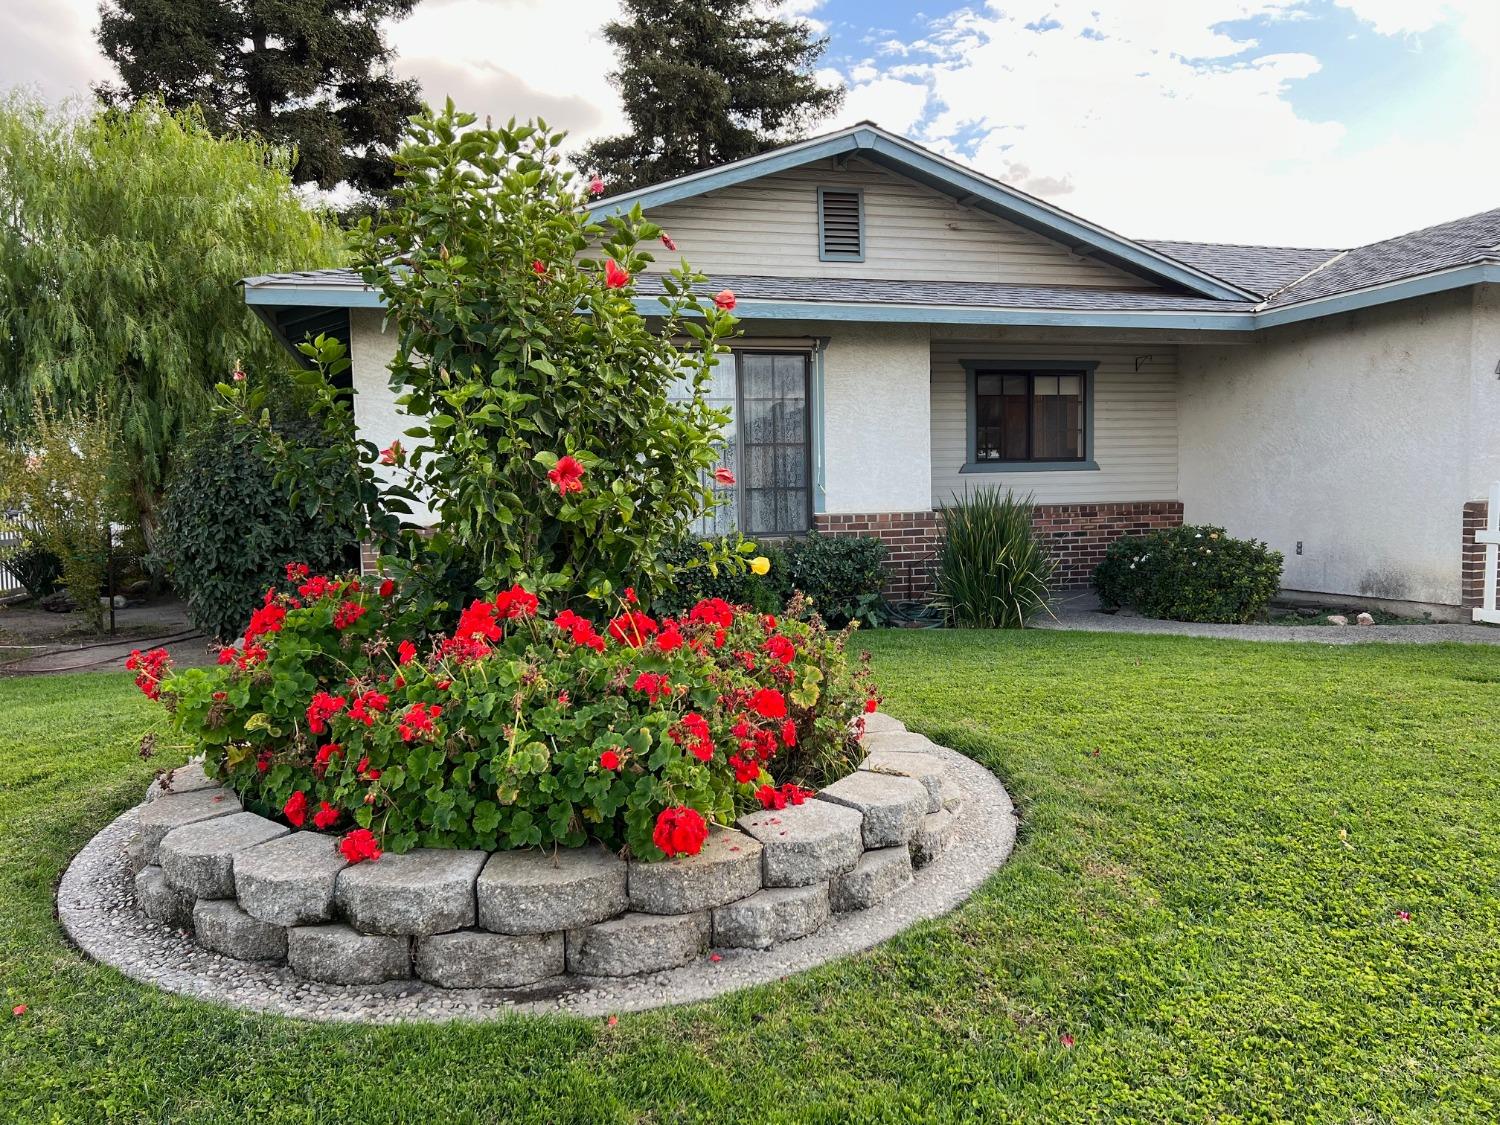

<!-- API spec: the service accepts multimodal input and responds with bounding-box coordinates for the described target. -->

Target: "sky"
[7,0,1500,247]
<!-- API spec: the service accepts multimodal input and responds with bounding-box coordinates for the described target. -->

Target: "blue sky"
[13,0,1500,245]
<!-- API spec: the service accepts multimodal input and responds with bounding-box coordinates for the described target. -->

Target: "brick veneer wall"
[814,500,1185,601]
[1463,500,1490,609]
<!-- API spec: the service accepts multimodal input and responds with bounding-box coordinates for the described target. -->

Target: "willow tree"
[0,95,347,541]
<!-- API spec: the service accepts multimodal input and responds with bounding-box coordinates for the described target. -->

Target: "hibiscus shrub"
[133,567,877,861]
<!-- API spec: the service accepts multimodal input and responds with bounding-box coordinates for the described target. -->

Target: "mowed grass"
[1,631,1498,1123]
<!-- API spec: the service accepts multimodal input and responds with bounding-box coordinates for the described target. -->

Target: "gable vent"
[818,188,864,261]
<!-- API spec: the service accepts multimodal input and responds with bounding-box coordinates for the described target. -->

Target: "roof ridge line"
[1256,248,1350,308]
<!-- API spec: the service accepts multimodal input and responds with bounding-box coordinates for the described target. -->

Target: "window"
[672,351,812,537]
[966,364,1094,468]
[818,188,864,261]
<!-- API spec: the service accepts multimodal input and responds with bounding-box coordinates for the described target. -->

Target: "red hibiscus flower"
[653,805,708,858]
[603,258,630,289]
[713,466,736,486]
[339,828,382,864]
[661,233,677,251]
[587,174,605,196]
[313,801,340,830]
[379,441,403,466]
[548,454,586,495]
[283,790,308,828]
[713,289,736,310]
[749,688,787,720]
[599,749,621,770]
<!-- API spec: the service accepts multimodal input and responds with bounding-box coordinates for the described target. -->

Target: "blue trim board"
[243,285,383,308]
[1251,262,1500,328]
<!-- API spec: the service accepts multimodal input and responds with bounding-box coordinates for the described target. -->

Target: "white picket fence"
[1476,481,1500,625]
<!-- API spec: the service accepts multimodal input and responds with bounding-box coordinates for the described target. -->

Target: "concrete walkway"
[1037,592,1500,645]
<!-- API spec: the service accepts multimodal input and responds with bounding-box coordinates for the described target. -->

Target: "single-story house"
[243,122,1500,619]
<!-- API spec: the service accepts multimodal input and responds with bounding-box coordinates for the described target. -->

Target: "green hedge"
[1093,524,1283,623]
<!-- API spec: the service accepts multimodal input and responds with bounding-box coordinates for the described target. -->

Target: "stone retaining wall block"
[736,801,864,887]
[335,848,487,936]
[712,884,831,949]
[477,846,628,935]
[287,924,411,985]
[193,899,288,962]
[627,826,764,914]
[414,930,565,989]
[159,811,289,899]
[566,911,710,977]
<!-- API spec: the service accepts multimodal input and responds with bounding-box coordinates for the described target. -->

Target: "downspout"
[812,336,829,518]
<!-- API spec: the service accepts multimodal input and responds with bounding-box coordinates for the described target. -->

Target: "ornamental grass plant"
[933,487,1054,628]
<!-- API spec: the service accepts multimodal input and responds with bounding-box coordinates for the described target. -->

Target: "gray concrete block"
[627,826,763,914]
[566,911,710,977]
[736,800,864,887]
[135,787,242,864]
[830,846,912,912]
[911,809,957,868]
[815,770,928,847]
[159,811,288,899]
[478,846,627,935]
[858,741,948,812]
[234,831,349,926]
[335,848,487,936]
[712,884,830,949]
[135,865,195,930]
[144,759,218,802]
[414,930,565,989]
[286,923,410,985]
[193,898,287,962]
[861,711,907,735]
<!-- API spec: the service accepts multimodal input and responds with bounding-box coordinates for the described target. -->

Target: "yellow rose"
[749,555,771,576]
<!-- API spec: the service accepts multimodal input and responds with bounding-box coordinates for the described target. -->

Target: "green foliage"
[1094,524,1284,623]
[0,396,129,630]
[358,103,742,612]
[157,395,363,642]
[95,0,423,197]
[0,95,346,540]
[654,537,790,616]
[3,543,61,598]
[933,487,1053,628]
[150,576,873,857]
[576,0,844,193]
[780,534,890,628]
[5,636,1500,1120]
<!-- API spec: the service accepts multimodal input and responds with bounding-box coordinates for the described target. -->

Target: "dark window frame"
[962,359,1099,473]
[732,349,814,537]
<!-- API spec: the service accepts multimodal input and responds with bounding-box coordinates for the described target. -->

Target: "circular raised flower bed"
[59,715,1016,1020]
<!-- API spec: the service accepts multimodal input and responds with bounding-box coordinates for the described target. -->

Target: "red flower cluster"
[763,634,797,665]
[687,597,734,629]
[632,671,672,703]
[339,827,382,863]
[494,584,540,619]
[554,609,606,652]
[548,455,585,495]
[332,600,367,630]
[307,691,347,736]
[348,690,389,727]
[244,597,286,645]
[313,800,340,830]
[313,742,342,778]
[607,610,658,648]
[749,688,788,720]
[283,790,308,827]
[755,782,814,810]
[599,748,621,771]
[669,712,714,762]
[398,702,442,742]
[397,639,418,665]
[125,647,171,701]
[653,805,708,858]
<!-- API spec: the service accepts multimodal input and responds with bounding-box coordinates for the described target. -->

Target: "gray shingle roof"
[1139,241,1339,299]
[1260,206,1500,307]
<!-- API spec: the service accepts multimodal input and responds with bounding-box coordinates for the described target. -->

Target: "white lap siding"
[929,339,1180,508]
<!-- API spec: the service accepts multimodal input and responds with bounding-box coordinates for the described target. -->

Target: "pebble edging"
[57,715,1016,1021]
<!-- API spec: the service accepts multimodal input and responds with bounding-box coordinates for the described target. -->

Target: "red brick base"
[814,500,1185,601]
[1463,500,1490,609]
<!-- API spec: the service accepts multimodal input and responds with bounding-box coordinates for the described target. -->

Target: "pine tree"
[95,0,424,196]
[577,0,843,193]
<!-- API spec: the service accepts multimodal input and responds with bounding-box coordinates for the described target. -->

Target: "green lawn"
[2,632,1498,1123]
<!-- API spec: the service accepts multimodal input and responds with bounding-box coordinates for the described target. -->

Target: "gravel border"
[57,741,1016,1023]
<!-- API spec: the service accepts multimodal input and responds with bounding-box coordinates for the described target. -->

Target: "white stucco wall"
[819,323,933,513]
[348,308,435,523]
[1178,289,1485,606]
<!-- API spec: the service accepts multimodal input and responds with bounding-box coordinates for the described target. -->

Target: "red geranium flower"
[599,749,621,770]
[456,598,503,642]
[125,647,172,701]
[781,719,797,747]
[607,610,658,648]
[313,801,339,830]
[313,742,343,778]
[306,691,347,735]
[283,790,308,828]
[653,805,708,858]
[379,579,396,598]
[398,702,442,742]
[603,258,630,289]
[749,688,787,720]
[495,584,539,619]
[655,622,684,654]
[713,466,736,486]
[864,697,879,713]
[764,635,796,665]
[339,828,382,864]
[687,597,734,629]
[397,639,418,665]
[632,671,672,703]
[548,455,586,495]
[713,289,736,310]
[332,600,366,630]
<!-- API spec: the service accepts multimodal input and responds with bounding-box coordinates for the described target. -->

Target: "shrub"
[3,542,61,598]
[158,405,362,641]
[780,534,889,628]
[0,395,128,630]
[354,104,741,611]
[654,538,789,617]
[1093,525,1283,623]
[133,571,877,861]
[933,488,1053,628]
